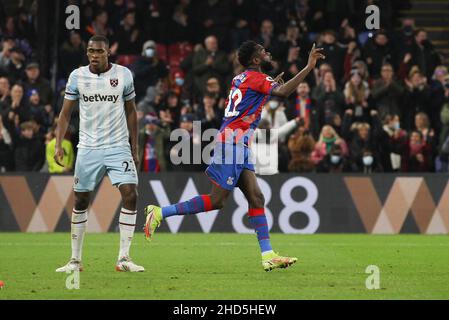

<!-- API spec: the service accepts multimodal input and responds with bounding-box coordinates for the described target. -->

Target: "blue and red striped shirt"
[218,70,279,145]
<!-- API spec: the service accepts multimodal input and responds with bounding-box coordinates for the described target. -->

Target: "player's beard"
[261,60,274,73]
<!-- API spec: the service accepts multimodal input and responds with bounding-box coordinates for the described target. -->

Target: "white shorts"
[73,146,138,192]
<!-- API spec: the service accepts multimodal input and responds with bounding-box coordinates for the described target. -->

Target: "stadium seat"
[116,55,139,67]
[156,43,168,62]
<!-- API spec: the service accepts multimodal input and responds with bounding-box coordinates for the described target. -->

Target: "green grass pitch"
[0,233,448,299]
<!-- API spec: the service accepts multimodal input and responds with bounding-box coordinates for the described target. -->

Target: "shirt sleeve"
[64,70,79,100]
[250,73,280,95]
[123,67,136,101]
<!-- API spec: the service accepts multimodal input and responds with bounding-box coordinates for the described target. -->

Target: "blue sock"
[162,195,213,218]
[248,208,272,254]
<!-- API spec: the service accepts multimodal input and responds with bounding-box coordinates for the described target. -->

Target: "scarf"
[295,96,312,128]
[323,136,336,154]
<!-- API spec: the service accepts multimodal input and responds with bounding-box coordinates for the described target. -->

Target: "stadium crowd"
[1,0,449,174]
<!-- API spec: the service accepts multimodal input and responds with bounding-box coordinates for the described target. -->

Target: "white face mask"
[269,101,279,110]
[363,155,374,166]
[330,155,341,164]
[145,48,155,58]
[175,78,184,86]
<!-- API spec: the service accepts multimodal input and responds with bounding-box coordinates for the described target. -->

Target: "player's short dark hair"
[238,40,258,68]
[88,35,109,47]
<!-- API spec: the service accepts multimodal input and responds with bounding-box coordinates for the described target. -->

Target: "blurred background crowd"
[2,0,449,174]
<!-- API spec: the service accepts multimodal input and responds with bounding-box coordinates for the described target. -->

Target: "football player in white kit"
[55,35,144,272]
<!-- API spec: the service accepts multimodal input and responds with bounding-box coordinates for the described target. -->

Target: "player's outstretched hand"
[54,145,64,167]
[307,43,325,69]
[273,72,285,85]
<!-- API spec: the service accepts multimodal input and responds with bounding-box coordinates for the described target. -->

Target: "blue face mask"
[393,122,400,130]
[175,78,185,86]
[363,155,374,166]
[145,48,155,58]
[330,155,341,164]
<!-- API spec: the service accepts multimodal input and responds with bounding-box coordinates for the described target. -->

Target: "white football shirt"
[64,63,136,149]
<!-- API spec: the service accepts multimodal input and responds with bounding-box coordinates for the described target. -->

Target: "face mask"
[269,101,279,110]
[393,122,400,130]
[403,25,413,36]
[175,78,184,86]
[363,155,374,167]
[330,155,341,164]
[145,48,155,58]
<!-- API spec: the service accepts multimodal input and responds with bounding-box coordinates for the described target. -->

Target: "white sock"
[119,208,137,259]
[71,209,88,261]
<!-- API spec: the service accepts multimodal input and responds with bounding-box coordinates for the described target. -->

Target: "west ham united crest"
[110,78,118,87]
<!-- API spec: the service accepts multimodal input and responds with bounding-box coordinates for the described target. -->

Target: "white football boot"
[55,258,84,272]
[115,256,145,272]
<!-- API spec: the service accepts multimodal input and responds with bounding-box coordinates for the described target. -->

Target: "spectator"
[311,125,348,165]
[115,9,143,55]
[313,62,332,86]
[195,0,232,49]
[317,30,346,82]
[0,114,13,172]
[344,59,371,87]
[363,30,393,78]
[2,46,25,83]
[287,82,320,138]
[0,76,10,105]
[253,117,299,175]
[2,84,31,130]
[14,121,45,171]
[393,18,416,55]
[130,40,169,103]
[28,89,47,133]
[280,22,310,82]
[400,130,433,172]
[197,93,221,130]
[138,114,170,172]
[170,70,191,102]
[59,31,86,79]
[371,63,404,121]
[382,113,407,171]
[410,29,441,80]
[85,10,118,54]
[254,19,283,60]
[288,126,316,173]
[0,36,15,71]
[343,69,370,122]
[261,97,288,131]
[192,35,230,97]
[402,67,431,130]
[204,76,225,108]
[414,112,435,146]
[46,127,74,173]
[159,91,182,129]
[347,122,383,172]
[312,71,345,125]
[168,0,195,43]
[316,143,351,173]
[229,0,252,50]
[23,62,53,107]
[429,66,448,135]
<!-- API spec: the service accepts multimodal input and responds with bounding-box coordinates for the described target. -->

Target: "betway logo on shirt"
[82,94,119,103]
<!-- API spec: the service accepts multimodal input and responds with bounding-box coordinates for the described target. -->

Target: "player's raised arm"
[54,98,77,167]
[271,43,325,98]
